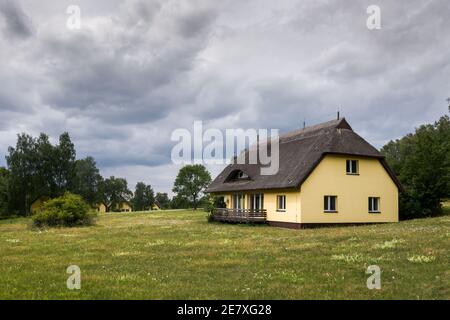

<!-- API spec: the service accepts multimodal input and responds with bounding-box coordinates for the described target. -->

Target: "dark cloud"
[32,1,219,127]
[0,0,33,39]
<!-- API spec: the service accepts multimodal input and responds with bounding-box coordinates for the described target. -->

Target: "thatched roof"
[206,118,402,193]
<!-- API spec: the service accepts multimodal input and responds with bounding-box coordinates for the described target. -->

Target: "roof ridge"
[280,118,351,141]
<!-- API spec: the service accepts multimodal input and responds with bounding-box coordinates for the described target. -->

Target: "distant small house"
[95,202,107,213]
[152,201,161,210]
[207,118,402,228]
[30,197,50,214]
[118,201,132,212]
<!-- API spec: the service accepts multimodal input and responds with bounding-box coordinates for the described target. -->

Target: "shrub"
[206,211,216,223]
[32,193,97,227]
[204,203,215,223]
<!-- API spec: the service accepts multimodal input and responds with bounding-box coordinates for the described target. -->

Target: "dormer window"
[237,171,248,179]
[225,170,251,182]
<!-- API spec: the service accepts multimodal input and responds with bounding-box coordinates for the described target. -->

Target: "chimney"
[337,110,340,120]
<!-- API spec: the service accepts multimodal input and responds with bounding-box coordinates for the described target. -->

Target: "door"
[233,194,244,210]
[250,193,264,211]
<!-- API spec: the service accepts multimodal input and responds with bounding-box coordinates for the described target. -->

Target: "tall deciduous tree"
[35,133,56,197]
[132,182,154,211]
[6,132,77,215]
[102,176,132,212]
[172,165,211,210]
[6,133,37,215]
[0,168,9,217]
[381,113,450,219]
[54,132,76,194]
[73,157,103,206]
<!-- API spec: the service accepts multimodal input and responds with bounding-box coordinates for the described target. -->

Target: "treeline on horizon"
[0,132,210,217]
[0,109,449,219]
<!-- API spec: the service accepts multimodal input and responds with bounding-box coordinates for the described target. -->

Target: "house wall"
[262,190,300,223]
[96,203,107,213]
[224,195,232,208]
[30,197,50,214]
[300,155,399,223]
[120,202,132,212]
[219,190,301,223]
[30,199,44,214]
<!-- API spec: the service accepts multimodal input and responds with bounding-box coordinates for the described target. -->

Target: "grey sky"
[0,0,449,195]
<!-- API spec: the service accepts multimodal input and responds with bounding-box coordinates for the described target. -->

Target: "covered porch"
[212,193,267,224]
[212,208,267,224]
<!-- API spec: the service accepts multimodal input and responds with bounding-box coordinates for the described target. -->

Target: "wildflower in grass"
[331,253,364,263]
[145,240,166,247]
[407,255,436,263]
[373,239,405,249]
[112,251,141,257]
[277,270,303,283]
[117,274,137,281]
[5,239,20,243]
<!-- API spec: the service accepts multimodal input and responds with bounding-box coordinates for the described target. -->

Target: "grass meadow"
[0,207,449,299]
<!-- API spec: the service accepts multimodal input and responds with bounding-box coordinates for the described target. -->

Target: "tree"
[53,132,76,195]
[5,132,78,215]
[73,157,103,206]
[6,133,37,215]
[170,194,191,209]
[381,113,450,219]
[155,192,170,209]
[172,164,212,210]
[132,182,154,211]
[102,176,132,212]
[0,168,9,217]
[34,133,56,197]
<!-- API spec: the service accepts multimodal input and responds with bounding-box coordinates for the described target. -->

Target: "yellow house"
[152,201,161,210]
[118,201,132,212]
[30,197,50,214]
[207,118,402,229]
[95,202,107,213]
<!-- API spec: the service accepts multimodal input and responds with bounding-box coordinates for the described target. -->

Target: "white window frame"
[277,195,286,212]
[233,193,245,210]
[346,159,359,175]
[369,197,380,213]
[324,195,337,212]
[250,193,264,211]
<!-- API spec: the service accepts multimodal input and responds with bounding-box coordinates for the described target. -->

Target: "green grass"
[0,210,449,299]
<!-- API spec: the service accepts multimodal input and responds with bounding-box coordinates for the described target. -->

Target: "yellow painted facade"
[96,203,107,213]
[30,197,50,214]
[118,202,132,212]
[300,155,398,223]
[217,155,399,224]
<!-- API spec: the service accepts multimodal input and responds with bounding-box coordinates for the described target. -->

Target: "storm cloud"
[0,0,449,194]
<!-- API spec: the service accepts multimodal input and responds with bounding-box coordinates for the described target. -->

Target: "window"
[369,197,380,213]
[277,195,286,211]
[237,171,249,179]
[324,196,337,212]
[233,194,245,210]
[346,160,359,175]
[226,170,249,181]
[250,194,264,210]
